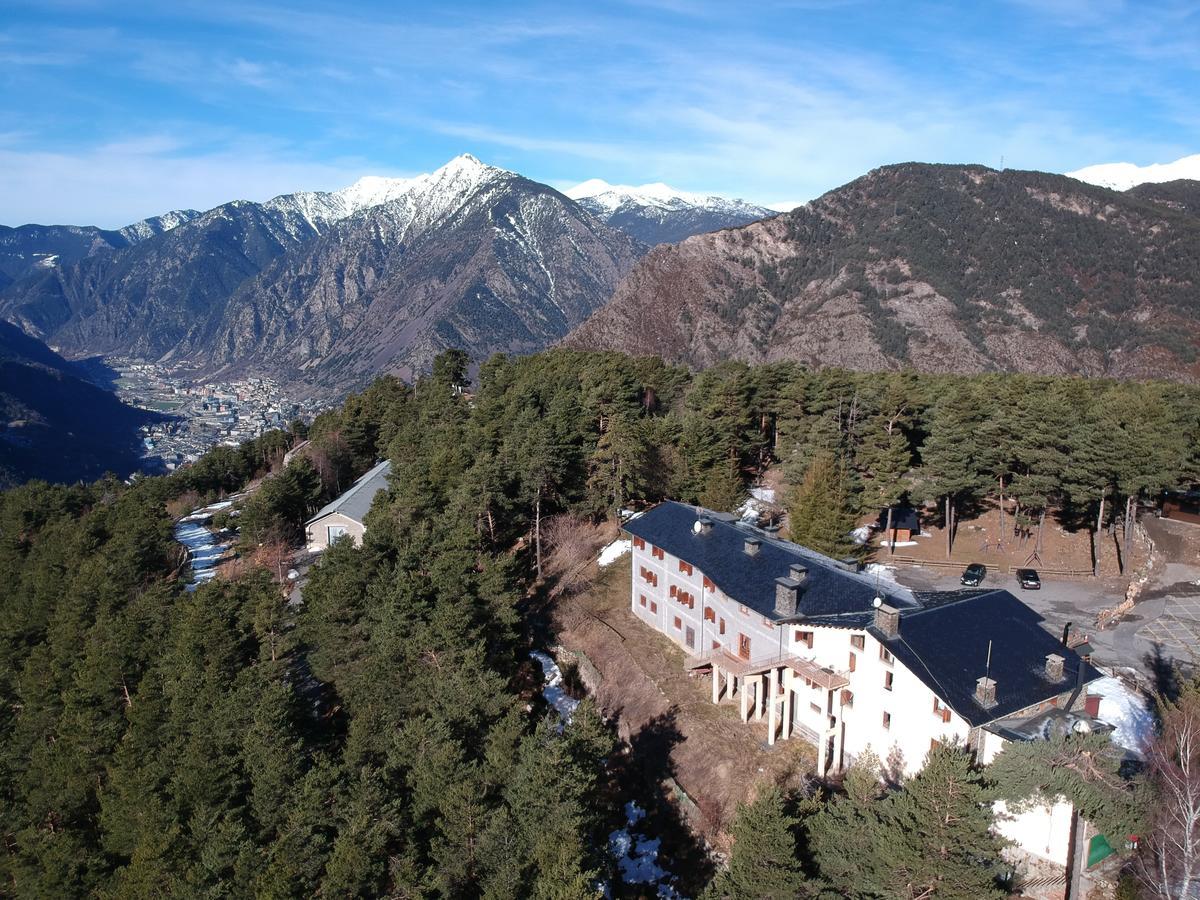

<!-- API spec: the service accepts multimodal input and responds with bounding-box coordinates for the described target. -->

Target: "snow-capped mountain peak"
[1067,153,1200,191]
[564,178,766,216]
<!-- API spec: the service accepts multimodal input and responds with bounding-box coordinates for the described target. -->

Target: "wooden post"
[767,669,778,746]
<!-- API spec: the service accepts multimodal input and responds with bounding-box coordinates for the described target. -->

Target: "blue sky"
[1,0,1197,227]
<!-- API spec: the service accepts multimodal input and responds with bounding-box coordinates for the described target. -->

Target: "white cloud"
[0,138,403,227]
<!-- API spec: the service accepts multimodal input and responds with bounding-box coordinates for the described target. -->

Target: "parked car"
[960,563,987,586]
[1016,568,1041,590]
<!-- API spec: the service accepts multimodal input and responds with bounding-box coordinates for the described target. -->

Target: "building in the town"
[304,460,392,551]
[1162,489,1200,526]
[877,505,920,543]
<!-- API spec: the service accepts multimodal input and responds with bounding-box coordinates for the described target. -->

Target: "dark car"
[1016,568,1041,590]
[960,563,987,586]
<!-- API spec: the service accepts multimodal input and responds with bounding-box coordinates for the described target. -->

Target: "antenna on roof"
[984,639,993,681]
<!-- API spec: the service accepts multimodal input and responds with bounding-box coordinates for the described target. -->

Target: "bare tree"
[1139,681,1200,898]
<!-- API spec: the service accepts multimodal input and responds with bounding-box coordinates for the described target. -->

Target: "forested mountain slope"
[567,164,1200,381]
[0,321,159,486]
[1127,178,1200,217]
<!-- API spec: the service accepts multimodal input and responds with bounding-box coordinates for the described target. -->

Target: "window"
[639,595,647,607]
[810,702,822,714]
[850,634,865,650]
[703,576,714,591]
[685,626,695,649]
[633,536,646,550]
[327,524,348,544]
[652,546,665,560]
[739,604,750,615]
[795,630,814,649]
[678,560,693,576]
[882,711,891,730]
[704,607,716,623]
[650,601,657,613]
[884,672,894,691]
[738,633,751,660]
[880,645,894,665]
[933,699,951,723]
[673,616,682,630]
[930,738,942,752]
[719,617,726,635]
[670,584,677,597]
[841,689,854,707]
[848,652,856,672]
[712,640,721,650]
[763,618,774,629]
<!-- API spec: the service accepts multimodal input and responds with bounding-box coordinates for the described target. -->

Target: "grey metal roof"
[305,459,392,527]
[623,501,1099,728]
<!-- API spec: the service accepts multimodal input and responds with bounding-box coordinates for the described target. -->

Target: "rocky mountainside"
[565,179,773,245]
[0,155,641,389]
[567,163,1200,382]
[0,210,199,290]
[0,321,159,486]
[1127,179,1200,218]
[192,156,642,384]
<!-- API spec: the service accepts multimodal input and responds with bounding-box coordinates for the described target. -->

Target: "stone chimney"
[975,676,997,708]
[1045,653,1065,681]
[789,563,808,586]
[744,538,761,556]
[874,603,899,638]
[774,577,800,617]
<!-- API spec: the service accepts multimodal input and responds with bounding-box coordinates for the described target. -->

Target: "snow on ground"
[878,538,917,548]
[863,562,900,584]
[1090,676,1155,756]
[607,802,682,898]
[174,503,235,591]
[737,497,768,523]
[749,486,776,504]
[851,525,872,545]
[531,650,580,727]
[598,538,632,568]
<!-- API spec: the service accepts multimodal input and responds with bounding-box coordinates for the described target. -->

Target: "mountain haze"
[567,164,1200,382]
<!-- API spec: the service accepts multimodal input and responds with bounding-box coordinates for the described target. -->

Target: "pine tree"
[786,452,859,558]
[705,786,813,899]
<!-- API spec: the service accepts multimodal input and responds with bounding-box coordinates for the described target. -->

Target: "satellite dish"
[692,520,703,535]
[872,595,884,608]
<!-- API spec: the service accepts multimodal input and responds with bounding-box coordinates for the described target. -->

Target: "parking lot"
[889,517,1200,681]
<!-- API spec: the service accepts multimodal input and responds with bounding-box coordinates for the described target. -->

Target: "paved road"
[887,517,1200,680]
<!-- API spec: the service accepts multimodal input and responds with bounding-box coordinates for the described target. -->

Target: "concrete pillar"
[767,669,778,746]
[781,678,792,741]
[712,663,721,704]
[755,675,765,721]
[726,669,735,700]
[831,718,844,774]
[740,676,751,722]
[817,729,827,778]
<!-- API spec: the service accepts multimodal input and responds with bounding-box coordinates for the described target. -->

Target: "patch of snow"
[565,177,771,219]
[737,497,767,523]
[607,802,682,898]
[863,562,899,584]
[749,486,776,504]
[851,525,872,545]
[1068,153,1200,191]
[531,649,579,727]
[878,538,917,548]
[1089,676,1154,756]
[598,538,632,568]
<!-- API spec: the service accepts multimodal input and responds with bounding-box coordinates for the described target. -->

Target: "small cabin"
[1162,490,1200,526]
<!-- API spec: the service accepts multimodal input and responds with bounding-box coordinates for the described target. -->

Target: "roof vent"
[693,517,713,535]
[1045,653,1065,681]
[975,676,997,708]
[744,538,761,556]
[874,603,899,638]
[774,577,800,617]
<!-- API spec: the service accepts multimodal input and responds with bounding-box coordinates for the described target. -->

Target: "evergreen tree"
[786,452,859,558]
[704,786,813,900]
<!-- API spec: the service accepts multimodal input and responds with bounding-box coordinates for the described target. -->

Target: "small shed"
[877,506,920,542]
[305,459,392,550]
[1162,490,1200,526]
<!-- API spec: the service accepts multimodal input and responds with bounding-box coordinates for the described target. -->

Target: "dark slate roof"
[305,459,391,526]
[625,501,1100,728]
[622,501,917,622]
[877,505,920,532]
[867,590,1102,727]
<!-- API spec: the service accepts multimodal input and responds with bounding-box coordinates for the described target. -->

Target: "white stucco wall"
[994,798,1075,866]
[305,512,366,551]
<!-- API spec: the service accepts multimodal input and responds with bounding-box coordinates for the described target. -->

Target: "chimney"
[789,563,808,585]
[696,517,713,535]
[874,603,899,638]
[975,676,997,708]
[1045,653,1065,681]
[744,538,761,556]
[774,577,799,617]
